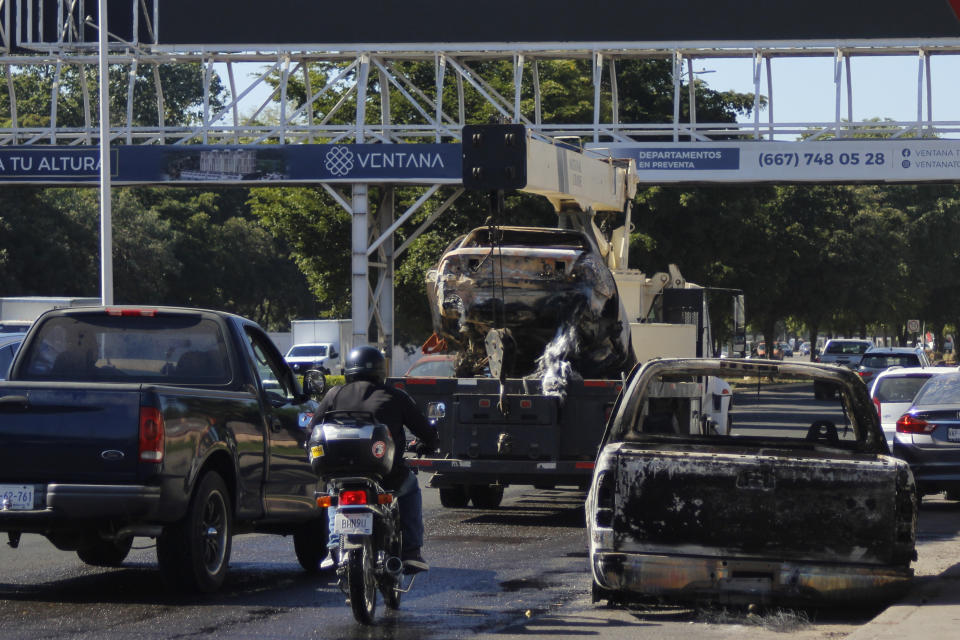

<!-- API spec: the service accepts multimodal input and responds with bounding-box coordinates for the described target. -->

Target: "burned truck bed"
[586,358,918,606]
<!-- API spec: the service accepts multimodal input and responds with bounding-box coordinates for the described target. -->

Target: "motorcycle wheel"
[347,539,377,624]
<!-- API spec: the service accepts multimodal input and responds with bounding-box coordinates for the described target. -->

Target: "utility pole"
[98,0,114,305]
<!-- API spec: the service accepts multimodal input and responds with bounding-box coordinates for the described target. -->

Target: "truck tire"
[293,514,328,573]
[157,471,233,594]
[438,485,469,508]
[468,485,504,509]
[77,534,133,567]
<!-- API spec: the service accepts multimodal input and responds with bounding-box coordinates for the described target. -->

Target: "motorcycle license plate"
[334,512,373,535]
[0,484,34,510]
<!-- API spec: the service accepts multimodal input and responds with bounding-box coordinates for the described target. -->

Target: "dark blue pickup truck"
[0,306,327,593]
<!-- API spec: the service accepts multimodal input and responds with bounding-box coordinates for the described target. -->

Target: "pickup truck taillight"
[594,470,615,528]
[139,407,165,462]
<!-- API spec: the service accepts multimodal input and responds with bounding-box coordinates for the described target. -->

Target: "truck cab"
[285,342,340,375]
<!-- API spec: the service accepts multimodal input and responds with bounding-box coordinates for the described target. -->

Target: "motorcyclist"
[311,345,438,574]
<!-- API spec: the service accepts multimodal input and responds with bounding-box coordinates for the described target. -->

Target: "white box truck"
[286,319,353,375]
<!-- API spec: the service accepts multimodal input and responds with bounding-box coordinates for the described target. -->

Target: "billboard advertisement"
[0,144,461,185]
[153,0,960,46]
[594,140,960,183]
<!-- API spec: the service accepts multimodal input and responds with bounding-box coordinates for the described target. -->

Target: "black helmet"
[344,345,386,384]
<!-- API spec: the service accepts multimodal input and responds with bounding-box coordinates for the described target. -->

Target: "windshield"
[287,345,327,358]
[407,358,455,377]
[826,341,871,355]
[617,363,877,452]
[861,354,920,369]
[914,374,960,405]
[19,314,231,384]
[873,375,933,403]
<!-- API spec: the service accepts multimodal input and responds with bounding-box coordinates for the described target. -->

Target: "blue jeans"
[327,468,423,552]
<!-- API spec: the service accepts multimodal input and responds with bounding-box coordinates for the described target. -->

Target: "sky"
[703,55,958,128]
[217,53,960,136]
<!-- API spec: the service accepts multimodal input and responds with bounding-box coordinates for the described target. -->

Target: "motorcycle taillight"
[339,490,368,505]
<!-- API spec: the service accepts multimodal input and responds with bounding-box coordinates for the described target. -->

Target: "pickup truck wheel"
[468,485,504,509]
[76,534,133,567]
[438,485,469,508]
[293,515,328,573]
[157,471,233,593]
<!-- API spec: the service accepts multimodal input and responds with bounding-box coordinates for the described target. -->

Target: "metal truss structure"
[4,0,960,364]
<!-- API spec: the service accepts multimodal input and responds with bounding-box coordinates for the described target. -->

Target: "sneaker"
[402,548,429,574]
[320,550,338,571]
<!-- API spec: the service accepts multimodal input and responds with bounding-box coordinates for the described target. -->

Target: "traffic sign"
[907,319,920,333]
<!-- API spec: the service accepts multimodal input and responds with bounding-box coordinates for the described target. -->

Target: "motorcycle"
[308,410,416,624]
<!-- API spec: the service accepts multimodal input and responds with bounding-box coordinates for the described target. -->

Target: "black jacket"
[312,380,437,487]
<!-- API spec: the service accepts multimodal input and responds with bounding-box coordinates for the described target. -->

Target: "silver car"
[870,366,957,451]
[894,371,960,500]
[857,347,931,387]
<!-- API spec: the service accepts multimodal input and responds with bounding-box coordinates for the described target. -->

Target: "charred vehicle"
[397,227,740,507]
[587,358,917,606]
[426,225,632,380]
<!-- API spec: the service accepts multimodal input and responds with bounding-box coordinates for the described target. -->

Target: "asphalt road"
[1,381,956,639]
[0,479,591,639]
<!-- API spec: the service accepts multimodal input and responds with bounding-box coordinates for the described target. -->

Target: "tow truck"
[391,125,745,508]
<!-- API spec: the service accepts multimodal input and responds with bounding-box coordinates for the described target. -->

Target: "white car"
[869,366,960,451]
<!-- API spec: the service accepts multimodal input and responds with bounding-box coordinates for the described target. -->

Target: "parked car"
[778,342,793,358]
[0,335,24,380]
[587,358,916,607]
[404,353,456,377]
[869,366,958,451]
[857,346,930,385]
[813,339,875,399]
[894,371,960,500]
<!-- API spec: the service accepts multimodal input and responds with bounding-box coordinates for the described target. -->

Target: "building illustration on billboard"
[164,148,288,181]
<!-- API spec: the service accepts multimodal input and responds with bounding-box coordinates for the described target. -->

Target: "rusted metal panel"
[593,552,912,606]
[613,449,903,565]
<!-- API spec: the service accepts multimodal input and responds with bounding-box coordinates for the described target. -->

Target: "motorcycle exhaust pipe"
[385,556,404,575]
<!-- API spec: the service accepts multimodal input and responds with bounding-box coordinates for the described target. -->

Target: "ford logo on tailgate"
[100,450,125,461]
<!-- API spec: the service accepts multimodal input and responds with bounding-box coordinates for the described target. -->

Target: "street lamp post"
[98,0,114,305]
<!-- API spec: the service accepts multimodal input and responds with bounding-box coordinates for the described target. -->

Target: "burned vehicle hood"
[426,226,631,379]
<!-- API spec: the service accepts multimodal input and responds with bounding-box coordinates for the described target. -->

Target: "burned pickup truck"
[587,358,917,606]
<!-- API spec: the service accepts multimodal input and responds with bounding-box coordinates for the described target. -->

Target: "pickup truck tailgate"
[614,446,902,565]
[0,384,141,483]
